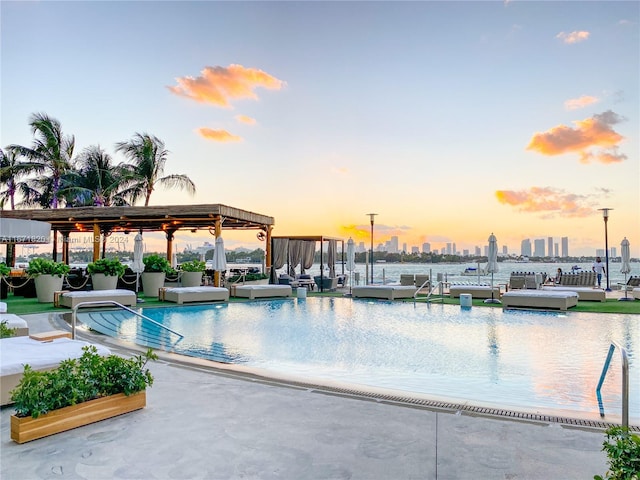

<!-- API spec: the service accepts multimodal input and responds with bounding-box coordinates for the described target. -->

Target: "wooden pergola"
[1,204,275,271]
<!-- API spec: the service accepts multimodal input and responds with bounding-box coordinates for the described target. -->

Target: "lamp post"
[367,213,377,284]
[598,208,613,291]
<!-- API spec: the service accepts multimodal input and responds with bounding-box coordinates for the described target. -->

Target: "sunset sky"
[2,1,638,257]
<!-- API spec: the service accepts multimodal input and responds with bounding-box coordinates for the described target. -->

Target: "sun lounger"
[60,289,137,309]
[352,285,418,300]
[0,336,111,405]
[540,286,606,302]
[0,313,29,336]
[633,288,640,300]
[449,285,501,299]
[162,286,229,304]
[502,290,578,311]
[234,285,292,299]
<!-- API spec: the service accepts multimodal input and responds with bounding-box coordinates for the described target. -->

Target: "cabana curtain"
[301,241,315,273]
[288,240,304,276]
[327,240,337,278]
[269,238,289,283]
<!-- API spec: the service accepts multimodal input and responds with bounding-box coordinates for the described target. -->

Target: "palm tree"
[8,113,75,209]
[115,133,195,206]
[65,145,132,207]
[0,147,41,209]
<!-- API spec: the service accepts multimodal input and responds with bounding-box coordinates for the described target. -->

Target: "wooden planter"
[10,391,146,444]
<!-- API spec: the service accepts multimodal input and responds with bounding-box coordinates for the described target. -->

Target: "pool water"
[78,297,639,420]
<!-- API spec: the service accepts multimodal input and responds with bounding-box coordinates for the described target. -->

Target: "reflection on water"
[79,298,639,419]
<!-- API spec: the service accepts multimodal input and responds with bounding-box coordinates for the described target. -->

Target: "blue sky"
[2,1,638,257]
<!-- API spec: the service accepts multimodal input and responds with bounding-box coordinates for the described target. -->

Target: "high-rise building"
[453,243,457,255]
[611,247,617,258]
[389,236,399,253]
[463,249,469,257]
[475,246,481,256]
[547,237,553,258]
[533,239,545,257]
[521,239,532,257]
[402,242,407,253]
[502,245,508,255]
[561,237,569,257]
[411,246,419,254]
[422,242,431,253]
[554,243,559,257]
[446,243,452,255]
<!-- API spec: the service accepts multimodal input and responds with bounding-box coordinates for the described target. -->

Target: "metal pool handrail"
[71,300,184,341]
[596,341,629,428]
[417,281,445,304]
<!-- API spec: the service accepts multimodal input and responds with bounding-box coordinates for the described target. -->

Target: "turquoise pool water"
[78,297,639,420]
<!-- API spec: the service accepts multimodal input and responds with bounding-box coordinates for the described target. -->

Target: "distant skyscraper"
[463,249,469,256]
[596,248,605,257]
[422,242,431,253]
[475,246,481,256]
[521,239,532,257]
[411,246,419,254]
[561,237,569,257]
[502,245,508,255]
[402,242,407,253]
[554,243,559,257]
[534,239,545,257]
[547,237,553,258]
[389,236,399,253]
[611,247,617,258]
[453,243,457,255]
[446,243,452,255]
[358,242,366,253]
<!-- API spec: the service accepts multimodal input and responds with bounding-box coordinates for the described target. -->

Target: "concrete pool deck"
[1,313,612,479]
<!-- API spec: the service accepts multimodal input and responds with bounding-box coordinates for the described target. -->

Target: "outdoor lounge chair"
[449,285,501,299]
[0,336,110,405]
[352,285,417,300]
[234,285,292,299]
[0,313,29,336]
[314,276,339,291]
[501,290,578,311]
[59,289,137,309]
[540,285,605,302]
[618,276,640,291]
[162,286,229,304]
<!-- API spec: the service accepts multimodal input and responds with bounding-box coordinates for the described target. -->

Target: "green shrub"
[143,254,172,274]
[87,258,126,277]
[10,346,157,418]
[0,262,10,277]
[26,258,70,277]
[0,320,16,338]
[180,260,206,272]
[594,426,640,480]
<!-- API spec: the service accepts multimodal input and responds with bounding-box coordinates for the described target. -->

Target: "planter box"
[10,391,146,444]
[34,274,64,303]
[91,273,119,290]
[142,272,165,298]
[181,271,203,287]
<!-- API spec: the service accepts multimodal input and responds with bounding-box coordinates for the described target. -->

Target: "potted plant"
[141,254,172,298]
[0,262,10,299]
[26,258,70,303]
[10,346,157,443]
[179,260,206,287]
[87,258,126,290]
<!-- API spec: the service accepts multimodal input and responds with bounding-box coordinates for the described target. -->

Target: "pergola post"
[92,223,100,262]
[266,225,273,275]
[165,229,176,263]
[213,218,222,287]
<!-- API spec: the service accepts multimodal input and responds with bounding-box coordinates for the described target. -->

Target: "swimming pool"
[78,297,639,422]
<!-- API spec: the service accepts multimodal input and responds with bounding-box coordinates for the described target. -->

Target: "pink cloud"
[495,187,598,218]
[556,31,590,44]
[564,95,598,110]
[197,128,242,142]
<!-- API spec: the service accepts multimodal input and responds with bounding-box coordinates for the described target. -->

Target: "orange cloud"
[564,95,598,110]
[235,115,256,125]
[495,187,597,218]
[169,64,285,107]
[197,128,242,142]
[527,110,626,164]
[556,31,590,44]
[340,224,411,244]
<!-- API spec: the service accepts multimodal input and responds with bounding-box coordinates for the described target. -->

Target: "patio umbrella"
[132,233,145,293]
[346,237,356,295]
[484,233,500,304]
[212,236,227,287]
[619,237,632,301]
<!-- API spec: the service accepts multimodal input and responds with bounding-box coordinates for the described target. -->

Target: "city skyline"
[2,2,638,258]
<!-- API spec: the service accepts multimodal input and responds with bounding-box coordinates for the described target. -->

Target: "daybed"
[449,285,501,299]
[502,290,578,311]
[0,313,29,336]
[162,286,229,304]
[0,336,111,405]
[540,286,606,302]
[234,285,292,299]
[352,285,418,300]
[60,289,137,309]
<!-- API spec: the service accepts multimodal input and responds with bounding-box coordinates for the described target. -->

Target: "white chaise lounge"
[163,286,229,304]
[449,285,501,299]
[352,285,418,300]
[0,336,111,405]
[60,289,137,309]
[502,290,578,311]
[0,313,29,336]
[234,285,292,299]
[540,286,606,302]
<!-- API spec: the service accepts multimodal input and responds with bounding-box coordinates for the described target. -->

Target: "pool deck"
[1,313,614,479]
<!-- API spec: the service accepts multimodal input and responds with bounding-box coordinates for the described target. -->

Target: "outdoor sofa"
[59,289,137,309]
[501,290,578,311]
[162,286,229,304]
[540,286,606,302]
[0,336,110,405]
[352,285,417,300]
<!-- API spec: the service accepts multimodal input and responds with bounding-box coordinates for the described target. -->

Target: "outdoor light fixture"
[367,213,377,284]
[598,208,613,292]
